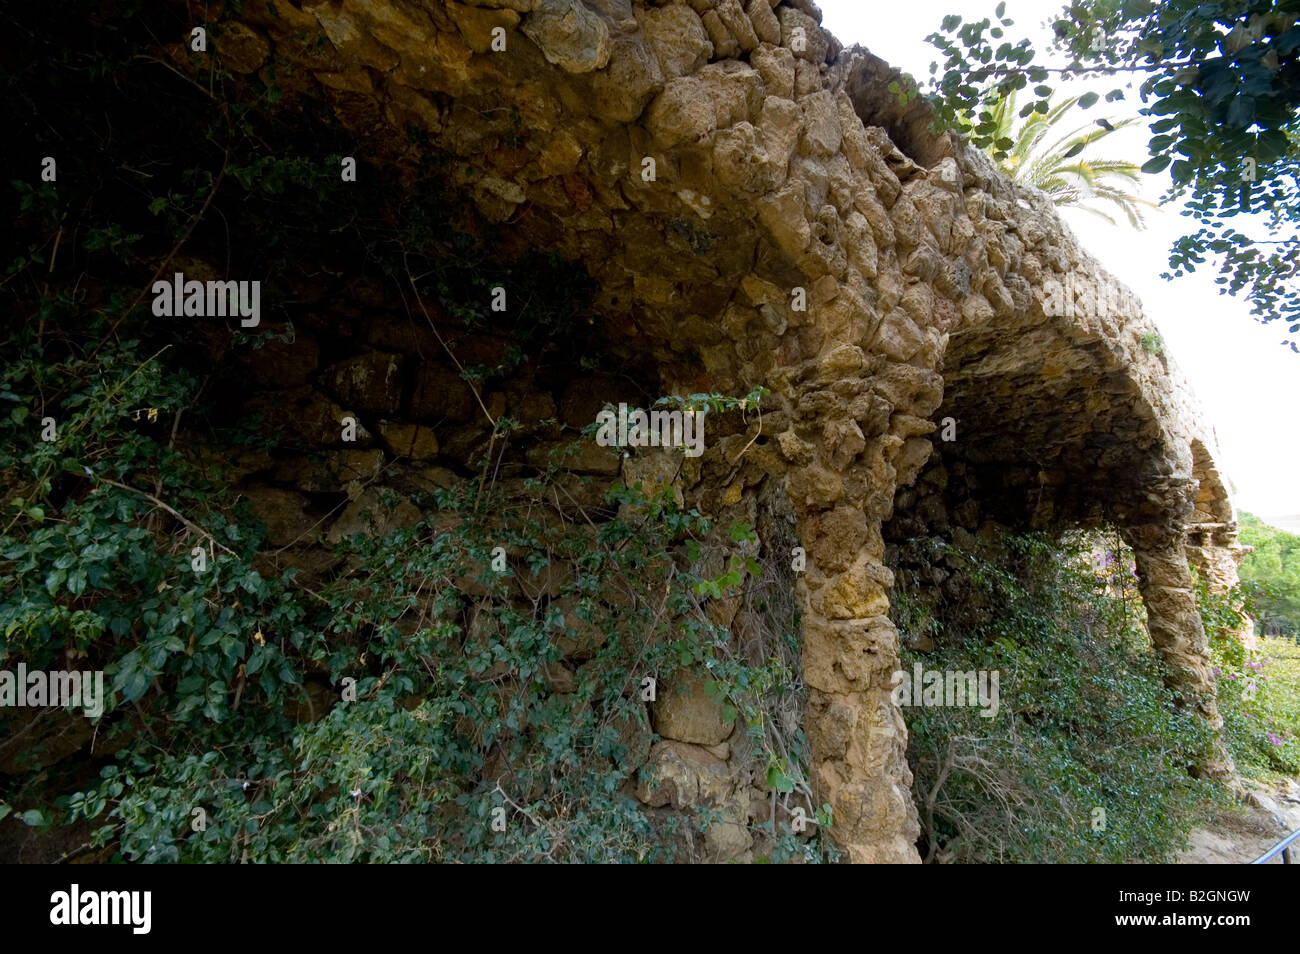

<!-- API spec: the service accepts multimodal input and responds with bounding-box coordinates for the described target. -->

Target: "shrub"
[891,531,1218,863]
[1199,577,1300,779]
[0,304,832,861]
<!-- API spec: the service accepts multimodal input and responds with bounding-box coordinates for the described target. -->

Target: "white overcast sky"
[819,0,1299,520]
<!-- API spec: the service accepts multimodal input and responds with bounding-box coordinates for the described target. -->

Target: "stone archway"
[200,0,1242,862]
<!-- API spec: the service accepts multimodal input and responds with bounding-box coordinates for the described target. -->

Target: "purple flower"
[1267,733,1283,746]
[1229,673,1237,679]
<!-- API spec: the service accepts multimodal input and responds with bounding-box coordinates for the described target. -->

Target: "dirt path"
[1178,779,1300,863]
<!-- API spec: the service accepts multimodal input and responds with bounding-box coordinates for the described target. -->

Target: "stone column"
[779,352,927,863]
[789,496,921,863]
[1123,523,1235,781]
[1185,525,1256,649]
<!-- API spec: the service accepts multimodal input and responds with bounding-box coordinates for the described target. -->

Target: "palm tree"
[977,89,1155,228]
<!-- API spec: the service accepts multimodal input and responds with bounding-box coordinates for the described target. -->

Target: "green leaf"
[1226,96,1254,128]
[120,668,152,703]
[1141,155,1172,174]
[1078,92,1099,109]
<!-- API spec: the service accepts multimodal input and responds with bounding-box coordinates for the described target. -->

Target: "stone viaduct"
[198,0,1250,862]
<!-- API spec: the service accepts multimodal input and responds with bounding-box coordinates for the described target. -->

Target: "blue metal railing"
[1250,827,1300,864]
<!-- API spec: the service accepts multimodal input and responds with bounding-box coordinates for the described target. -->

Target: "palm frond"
[976,89,1152,229]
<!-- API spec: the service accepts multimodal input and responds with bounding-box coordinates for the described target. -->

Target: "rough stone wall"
[206,316,841,862]
[188,0,1244,860]
[185,299,801,862]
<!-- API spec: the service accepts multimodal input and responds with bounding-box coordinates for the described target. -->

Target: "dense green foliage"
[1202,578,1300,779]
[926,1,1300,347]
[1237,512,1300,637]
[1196,566,1300,779]
[0,308,828,861]
[1203,512,1300,779]
[891,531,1220,863]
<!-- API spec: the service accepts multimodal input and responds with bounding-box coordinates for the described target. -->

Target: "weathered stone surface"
[243,332,320,388]
[245,386,366,448]
[591,34,663,121]
[0,707,96,775]
[779,7,827,63]
[713,121,778,194]
[334,448,387,485]
[635,740,732,809]
[800,90,842,157]
[747,0,781,45]
[521,0,611,73]
[526,439,621,475]
[323,352,403,416]
[445,2,520,53]
[411,364,478,423]
[704,796,754,862]
[244,488,318,547]
[652,669,734,745]
[621,447,685,505]
[253,546,343,588]
[377,421,440,460]
[216,22,270,74]
[551,595,608,658]
[637,3,711,78]
[646,75,717,148]
[326,487,421,544]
